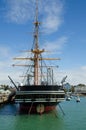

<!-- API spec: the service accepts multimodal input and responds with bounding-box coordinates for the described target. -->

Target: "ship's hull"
[19,102,57,114]
[15,85,65,114]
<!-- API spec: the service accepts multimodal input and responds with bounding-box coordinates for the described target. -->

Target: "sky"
[0,0,86,86]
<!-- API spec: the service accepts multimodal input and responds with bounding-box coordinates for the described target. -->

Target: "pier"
[0,95,8,105]
[76,91,86,95]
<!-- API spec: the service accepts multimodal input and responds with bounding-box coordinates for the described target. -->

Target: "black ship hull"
[15,85,65,114]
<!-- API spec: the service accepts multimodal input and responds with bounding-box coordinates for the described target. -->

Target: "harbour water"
[0,97,86,130]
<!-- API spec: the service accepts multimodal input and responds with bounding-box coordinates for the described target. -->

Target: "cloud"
[0,59,24,85]
[58,67,86,85]
[81,66,86,70]
[4,0,64,33]
[0,46,86,86]
[42,0,64,33]
[42,36,68,53]
[0,44,34,85]
[0,45,21,85]
[5,0,35,24]
[0,45,11,59]
[0,69,22,85]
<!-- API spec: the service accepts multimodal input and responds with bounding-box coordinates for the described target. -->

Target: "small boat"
[66,95,71,101]
[76,96,80,102]
[65,92,71,101]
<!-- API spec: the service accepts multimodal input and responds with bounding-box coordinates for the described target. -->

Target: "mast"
[13,0,60,85]
[32,0,41,85]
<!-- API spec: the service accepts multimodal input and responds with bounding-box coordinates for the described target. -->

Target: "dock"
[0,96,8,105]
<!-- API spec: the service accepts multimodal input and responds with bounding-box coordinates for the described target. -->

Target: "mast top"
[36,0,38,22]
[34,0,40,26]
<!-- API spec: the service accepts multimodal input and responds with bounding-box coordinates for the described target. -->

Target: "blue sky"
[0,0,86,85]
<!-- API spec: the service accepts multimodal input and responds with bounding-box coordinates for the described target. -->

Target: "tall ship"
[11,0,65,114]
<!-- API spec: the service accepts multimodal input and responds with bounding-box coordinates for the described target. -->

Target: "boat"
[76,95,80,102]
[11,0,65,114]
[66,95,71,101]
[65,92,71,101]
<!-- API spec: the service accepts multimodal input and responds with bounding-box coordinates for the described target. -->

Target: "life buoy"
[36,104,44,114]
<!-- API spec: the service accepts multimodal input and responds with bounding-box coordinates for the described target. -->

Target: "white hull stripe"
[15,98,65,103]
[16,90,65,95]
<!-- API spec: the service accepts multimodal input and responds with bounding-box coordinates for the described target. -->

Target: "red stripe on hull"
[19,104,56,114]
[45,106,56,112]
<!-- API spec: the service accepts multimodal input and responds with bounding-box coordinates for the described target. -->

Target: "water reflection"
[0,104,64,130]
